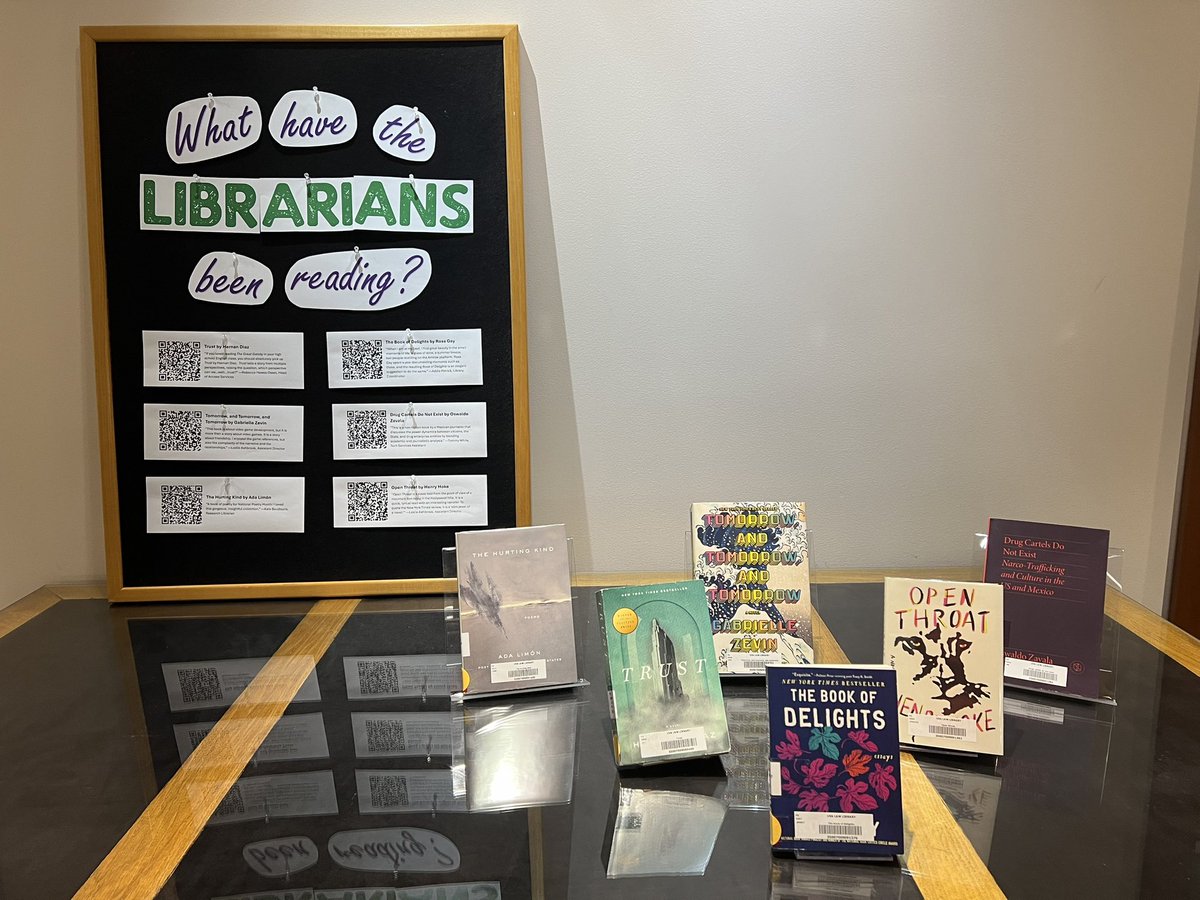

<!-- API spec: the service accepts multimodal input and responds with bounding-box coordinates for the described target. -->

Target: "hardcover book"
[883,578,1004,756]
[767,665,903,858]
[455,524,578,695]
[598,580,730,766]
[692,502,815,674]
[983,518,1110,699]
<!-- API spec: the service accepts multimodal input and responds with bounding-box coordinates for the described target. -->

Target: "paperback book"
[455,524,578,696]
[691,501,815,674]
[598,580,730,766]
[983,518,1110,699]
[883,578,1004,756]
[767,665,903,858]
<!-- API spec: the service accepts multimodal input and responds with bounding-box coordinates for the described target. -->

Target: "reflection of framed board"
[81,26,529,601]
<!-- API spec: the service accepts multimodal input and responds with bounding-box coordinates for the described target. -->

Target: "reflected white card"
[205,770,338,825]
[354,769,463,814]
[343,654,458,700]
[332,402,486,460]
[162,657,321,712]
[144,404,303,461]
[175,712,330,764]
[326,329,482,388]
[350,711,455,758]
[143,330,303,388]
[332,475,486,528]
[147,476,304,533]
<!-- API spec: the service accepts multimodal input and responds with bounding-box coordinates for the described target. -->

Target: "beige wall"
[2,2,1198,611]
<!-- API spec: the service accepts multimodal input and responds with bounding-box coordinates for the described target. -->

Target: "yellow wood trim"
[44,582,107,600]
[74,598,358,900]
[504,26,532,527]
[900,754,1005,899]
[80,25,517,42]
[109,577,456,603]
[574,567,981,588]
[1107,586,1200,678]
[80,30,126,602]
[0,587,63,640]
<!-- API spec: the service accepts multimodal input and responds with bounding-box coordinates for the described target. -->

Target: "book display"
[453,524,580,697]
[883,577,1004,755]
[984,518,1111,700]
[597,580,731,766]
[691,502,815,674]
[767,665,904,859]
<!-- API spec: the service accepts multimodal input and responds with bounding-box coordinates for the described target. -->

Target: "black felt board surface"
[90,36,521,592]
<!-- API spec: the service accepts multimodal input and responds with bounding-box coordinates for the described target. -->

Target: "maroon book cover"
[983,518,1110,699]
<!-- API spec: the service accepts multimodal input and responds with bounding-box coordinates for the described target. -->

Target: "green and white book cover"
[599,580,730,766]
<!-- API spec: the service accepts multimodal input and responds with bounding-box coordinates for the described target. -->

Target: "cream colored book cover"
[883,577,1004,756]
[691,502,814,675]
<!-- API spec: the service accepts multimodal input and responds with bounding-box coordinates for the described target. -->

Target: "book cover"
[767,665,903,857]
[983,518,1110,699]
[455,524,578,695]
[692,502,815,674]
[883,578,1004,756]
[598,580,730,766]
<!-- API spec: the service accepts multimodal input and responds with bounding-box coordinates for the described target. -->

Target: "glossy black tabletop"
[0,583,1196,899]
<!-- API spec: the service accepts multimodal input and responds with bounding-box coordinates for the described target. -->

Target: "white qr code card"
[144,404,303,462]
[162,657,321,711]
[342,655,458,700]
[147,476,304,533]
[332,402,487,460]
[332,474,486,528]
[142,330,303,389]
[326,329,482,388]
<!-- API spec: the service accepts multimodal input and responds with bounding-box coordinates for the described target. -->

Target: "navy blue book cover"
[767,665,903,857]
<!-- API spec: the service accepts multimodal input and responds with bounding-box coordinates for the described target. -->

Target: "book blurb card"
[455,524,578,695]
[883,578,1004,756]
[332,475,487,528]
[142,330,303,388]
[984,518,1110,699]
[691,502,814,674]
[599,580,730,766]
[327,329,483,388]
[767,665,903,858]
[332,402,486,460]
[147,476,304,533]
[144,404,303,461]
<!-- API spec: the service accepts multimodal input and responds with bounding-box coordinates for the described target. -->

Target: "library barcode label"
[490,659,547,684]
[729,652,778,674]
[1004,656,1068,687]
[908,714,976,743]
[639,727,708,759]
[794,812,877,842]
[1005,696,1066,724]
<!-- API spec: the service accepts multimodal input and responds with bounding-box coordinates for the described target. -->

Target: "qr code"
[357,660,400,695]
[616,813,644,831]
[158,409,203,451]
[365,718,406,753]
[341,339,383,380]
[215,784,246,818]
[346,409,388,450]
[158,340,202,382]
[161,484,204,525]
[186,727,213,751]
[369,774,409,809]
[177,665,222,703]
[347,481,388,522]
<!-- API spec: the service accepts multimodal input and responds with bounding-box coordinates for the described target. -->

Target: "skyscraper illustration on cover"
[599,580,730,766]
[456,524,578,695]
[692,502,814,674]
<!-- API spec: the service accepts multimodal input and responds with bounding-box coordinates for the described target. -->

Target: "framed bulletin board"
[81,26,529,602]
